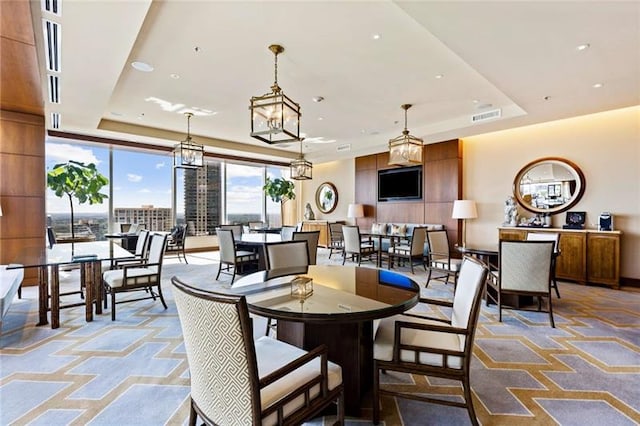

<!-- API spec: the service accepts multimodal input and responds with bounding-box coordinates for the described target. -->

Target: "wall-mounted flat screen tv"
[378,166,423,202]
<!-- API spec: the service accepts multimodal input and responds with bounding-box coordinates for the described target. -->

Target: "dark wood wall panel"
[0,0,46,285]
[377,202,424,224]
[355,139,463,255]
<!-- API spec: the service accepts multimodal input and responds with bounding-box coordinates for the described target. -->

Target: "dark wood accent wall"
[355,140,463,252]
[0,0,45,285]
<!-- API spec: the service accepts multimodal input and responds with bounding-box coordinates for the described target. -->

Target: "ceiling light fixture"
[173,112,204,169]
[131,61,154,72]
[592,83,603,88]
[249,44,301,144]
[388,104,423,166]
[576,43,590,51]
[290,139,312,180]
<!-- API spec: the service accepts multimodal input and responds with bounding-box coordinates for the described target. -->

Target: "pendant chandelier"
[290,139,312,180]
[249,44,301,144]
[388,104,423,166]
[173,112,204,169]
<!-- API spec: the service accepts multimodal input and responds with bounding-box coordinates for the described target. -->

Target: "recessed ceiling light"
[170,73,180,79]
[111,111,123,116]
[131,61,154,72]
[592,83,603,88]
[576,43,590,51]
[137,113,145,120]
[472,99,480,104]
[435,74,444,79]
[312,96,324,103]
[372,34,381,40]
[318,117,324,121]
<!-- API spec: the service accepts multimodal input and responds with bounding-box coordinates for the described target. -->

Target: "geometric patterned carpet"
[1,250,639,425]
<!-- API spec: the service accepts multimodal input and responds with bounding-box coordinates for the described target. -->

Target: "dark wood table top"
[230,265,419,324]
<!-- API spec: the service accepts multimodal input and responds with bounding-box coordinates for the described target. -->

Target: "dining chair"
[103,229,151,273]
[280,225,297,241]
[387,226,427,274]
[248,221,265,230]
[372,256,488,426]
[526,232,561,298]
[262,240,310,337]
[102,233,169,320]
[219,224,244,238]
[215,229,259,283]
[426,229,462,289]
[166,224,188,263]
[342,225,376,266]
[264,240,310,271]
[292,230,320,265]
[487,240,555,327]
[171,277,344,426]
[328,223,344,259]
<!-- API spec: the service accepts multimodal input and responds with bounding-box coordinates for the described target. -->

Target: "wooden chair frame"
[171,277,344,426]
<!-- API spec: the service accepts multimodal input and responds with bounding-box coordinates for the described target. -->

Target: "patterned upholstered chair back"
[265,240,309,270]
[499,240,553,293]
[172,278,257,425]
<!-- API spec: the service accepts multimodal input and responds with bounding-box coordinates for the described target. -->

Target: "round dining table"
[230,264,420,415]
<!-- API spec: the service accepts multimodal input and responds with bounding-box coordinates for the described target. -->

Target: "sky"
[45,141,286,216]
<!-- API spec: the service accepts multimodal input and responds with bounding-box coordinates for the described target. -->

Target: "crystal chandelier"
[290,139,312,180]
[173,112,204,168]
[249,44,301,144]
[388,104,423,166]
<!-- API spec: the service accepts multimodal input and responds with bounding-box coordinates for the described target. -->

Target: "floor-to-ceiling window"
[224,163,265,225]
[46,139,289,240]
[45,141,110,239]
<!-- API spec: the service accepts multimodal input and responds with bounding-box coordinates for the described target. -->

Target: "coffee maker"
[599,212,613,231]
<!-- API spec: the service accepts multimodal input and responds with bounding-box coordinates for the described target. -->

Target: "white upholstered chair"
[102,233,169,321]
[426,230,462,288]
[215,229,258,283]
[487,239,555,327]
[373,256,488,425]
[342,225,376,265]
[387,226,427,274]
[171,277,344,425]
[107,229,150,271]
[280,226,297,241]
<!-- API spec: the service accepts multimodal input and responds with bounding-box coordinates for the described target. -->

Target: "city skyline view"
[45,141,287,218]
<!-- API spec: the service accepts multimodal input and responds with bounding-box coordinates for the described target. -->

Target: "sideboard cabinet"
[302,220,344,248]
[498,227,621,288]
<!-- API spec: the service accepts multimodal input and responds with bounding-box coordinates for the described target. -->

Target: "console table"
[302,220,343,248]
[498,227,621,288]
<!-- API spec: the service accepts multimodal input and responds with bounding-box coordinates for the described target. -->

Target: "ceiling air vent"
[471,108,501,123]
[51,112,61,129]
[43,19,61,72]
[48,74,60,103]
[336,143,351,152]
[42,0,61,15]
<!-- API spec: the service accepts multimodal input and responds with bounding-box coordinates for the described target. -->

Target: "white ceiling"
[34,0,640,164]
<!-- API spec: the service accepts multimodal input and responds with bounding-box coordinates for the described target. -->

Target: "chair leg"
[183,247,188,264]
[409,257,415,274]
[548,294,555,328]
[18,284,22,299]
[342,252,347,265]
[188,399,197,426]
[463,375,479,426]
[111,291,116,321]
[372,361,380,425]
[156,283,168,309]
[552,278,561,298]
[336,389,345,425]
[215,262,223,280]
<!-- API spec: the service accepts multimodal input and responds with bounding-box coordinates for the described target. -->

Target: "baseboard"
[620,276,640,288]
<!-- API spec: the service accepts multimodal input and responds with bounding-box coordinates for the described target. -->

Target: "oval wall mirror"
[513,157,586,215]
[315,182,338,214]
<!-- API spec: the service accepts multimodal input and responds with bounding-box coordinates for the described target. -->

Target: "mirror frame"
[513,157,586,215]
[315,182,338,214]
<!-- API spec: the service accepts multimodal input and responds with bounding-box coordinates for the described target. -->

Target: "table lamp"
[452,200,477,248]
[347,203,364,228]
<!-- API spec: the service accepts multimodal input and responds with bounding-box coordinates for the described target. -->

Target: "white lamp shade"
[452,200,478,219]
[347,203,365,218]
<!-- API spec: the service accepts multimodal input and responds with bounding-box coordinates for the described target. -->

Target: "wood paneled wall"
[0,0,45,284]
[355,140,463,252]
